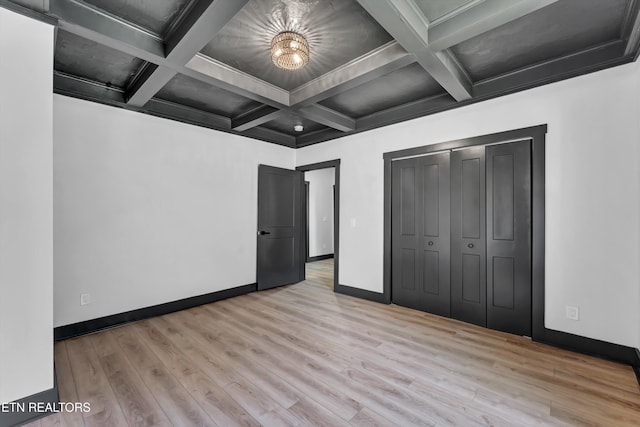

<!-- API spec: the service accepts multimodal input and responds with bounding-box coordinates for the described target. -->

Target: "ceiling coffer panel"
[320,63,445,118]
[451,0,629,82]
[81,0,195,37]
[199,0,393,91]
[55,29,143,88]
[155,73,263,118]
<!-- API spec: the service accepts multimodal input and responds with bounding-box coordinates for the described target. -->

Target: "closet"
[391,140,532,336]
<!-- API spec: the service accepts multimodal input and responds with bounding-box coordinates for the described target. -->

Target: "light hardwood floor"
[28,259,640,426]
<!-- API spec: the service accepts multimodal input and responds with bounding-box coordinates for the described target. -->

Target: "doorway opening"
[297,160,340,290]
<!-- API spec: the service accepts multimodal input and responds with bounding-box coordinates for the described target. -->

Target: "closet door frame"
[383,124,546,341]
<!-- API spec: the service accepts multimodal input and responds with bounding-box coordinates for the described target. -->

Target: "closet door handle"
[467,243,474,248]
[258,230,271,236]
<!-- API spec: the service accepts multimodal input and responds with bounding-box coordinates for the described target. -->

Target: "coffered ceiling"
[4,0,640,148]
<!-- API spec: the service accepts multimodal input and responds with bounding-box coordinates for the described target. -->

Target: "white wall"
[0,8,54,403]
[296,61,640,349]
[305,168,335,257]
[54,95,294,327]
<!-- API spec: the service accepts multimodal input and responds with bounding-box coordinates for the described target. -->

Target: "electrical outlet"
[350,218,357,228]
[566,305,579,321]
[80,293,91,306]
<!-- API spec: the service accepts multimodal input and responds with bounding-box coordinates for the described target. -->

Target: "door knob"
[467,243,474,248]
[257,231,271,235]
[428,241,434,246]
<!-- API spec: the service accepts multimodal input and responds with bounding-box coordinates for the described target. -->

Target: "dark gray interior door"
[391,153,451,316]
[257,165,304,290]
[486,141,532,336]
[390,141,532,336]
[451,146,487,327]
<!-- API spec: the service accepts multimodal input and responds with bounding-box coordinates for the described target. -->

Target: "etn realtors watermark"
[1,401,91,414]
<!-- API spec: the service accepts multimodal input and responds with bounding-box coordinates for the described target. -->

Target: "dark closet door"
[451,147,487,327]
[486,141,532,336]
[257,165,304,290]
[391,153,451,316]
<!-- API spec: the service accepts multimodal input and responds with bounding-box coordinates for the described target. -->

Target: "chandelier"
[271,31,310,70]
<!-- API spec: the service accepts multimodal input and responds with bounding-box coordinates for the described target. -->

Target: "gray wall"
[53,95,294,327]
[296,60,640,349]
[0,8,54,403]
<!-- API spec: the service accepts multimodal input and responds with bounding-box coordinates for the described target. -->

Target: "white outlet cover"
[350,218,357,227]
[81,293,91,306]
[566,305,579,320]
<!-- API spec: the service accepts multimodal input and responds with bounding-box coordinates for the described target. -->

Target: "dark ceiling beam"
[164,0,244,64]
[427,0,558,52]
[50,0,165,62]
[243,127,297,148]
[0,0,56,24]
[49,0,288,107]
[295,129,348,148]
[289,41,415,106]
[622,0,640,57]
[295,105,356,132]
[356,93,454,132]
[125,63,176,107]
[472,40,629,99]
[144,98,231,130]
[420,49,472,101]
[232,102,357,133]
[355,0,472,101]
[54,71,231,130]
[7,0,48,12]
[184,54,289,107]
[231,105,285,131]
[126,0,248,107]
[299,40,632,147]
[54,71,295,147]
[54,70,127,105]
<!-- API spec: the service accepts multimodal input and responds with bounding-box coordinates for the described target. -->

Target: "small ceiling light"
[271,31,309,71]
[294,124,304,132]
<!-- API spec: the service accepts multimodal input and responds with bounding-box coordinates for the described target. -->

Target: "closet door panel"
[392,158,422,310]
[451,147,486,327]
[418,153,450,316]
[392,153,450,316]
[486,141,532,336]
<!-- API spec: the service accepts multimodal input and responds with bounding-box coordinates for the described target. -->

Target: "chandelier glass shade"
[271,31,310,70]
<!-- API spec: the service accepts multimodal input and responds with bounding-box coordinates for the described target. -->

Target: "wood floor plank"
[85,331,172,427]
[287,396,352,427]
[153,314,300,410]
[39,341,86,427]
[348,407,396,427]
[141,314,278,427]
[53,259,640,427]
[186,305,364,421]
[202,303,437,426]
[171,307,362,422]
[107,327,216,427]
[65,337,129,427]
